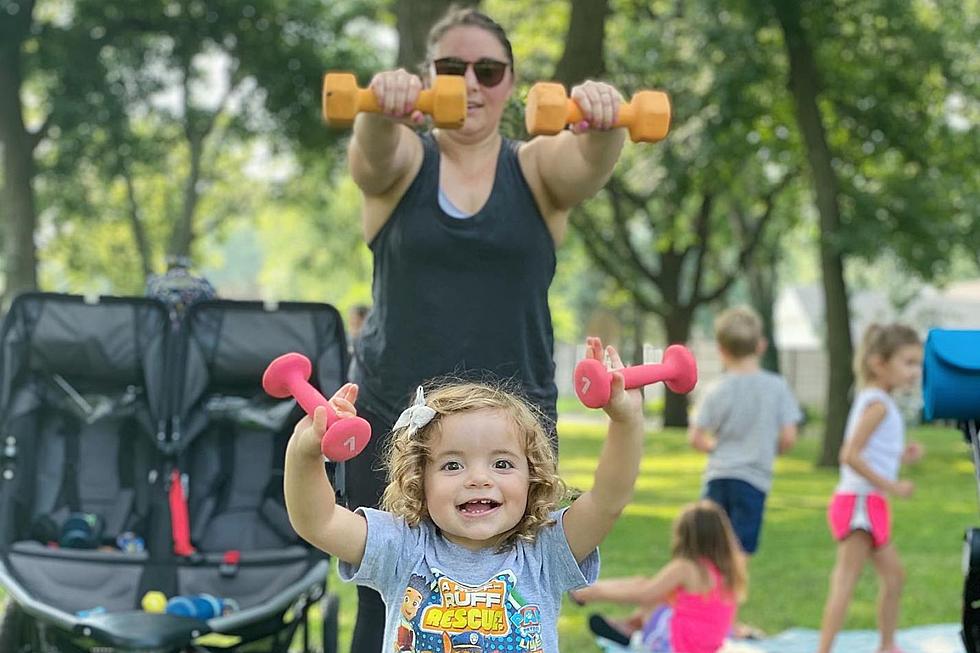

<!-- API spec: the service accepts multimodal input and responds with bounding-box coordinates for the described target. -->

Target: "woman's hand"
[369,69,427,125]
[569,80,625,132]
[290,383,360,458]
[583,336,643,425]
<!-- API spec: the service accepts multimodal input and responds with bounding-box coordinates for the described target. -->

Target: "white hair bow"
[393,386,436,434]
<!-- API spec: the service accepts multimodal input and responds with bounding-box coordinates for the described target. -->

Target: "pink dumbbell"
[262,353,371,461]
[574,344,698,409]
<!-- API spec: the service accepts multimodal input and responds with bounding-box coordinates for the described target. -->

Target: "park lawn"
[2,420,973,652]
[324,419,975,652]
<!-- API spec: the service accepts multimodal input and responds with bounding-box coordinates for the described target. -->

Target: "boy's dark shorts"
[703,478,767,554]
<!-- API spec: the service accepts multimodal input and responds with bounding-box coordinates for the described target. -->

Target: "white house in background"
[775,286,823,349]
[772,279,980,408]
[781,278,980,342]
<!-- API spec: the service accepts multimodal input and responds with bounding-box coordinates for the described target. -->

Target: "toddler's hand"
[329,382,359,419]
[892,479,915,498]
[584,337,643,424]
[290,383,360,458]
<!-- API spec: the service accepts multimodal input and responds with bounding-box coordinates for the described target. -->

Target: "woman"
[344,8,633,649]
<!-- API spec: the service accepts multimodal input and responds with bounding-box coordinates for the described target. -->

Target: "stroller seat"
[0,293,348,652]
[0,295,167,623]
[174,299,348,649]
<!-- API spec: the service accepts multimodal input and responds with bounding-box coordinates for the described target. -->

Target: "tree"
[394,0,480,70]
[759,0,979,463]
[768,1,854,464]
[746,224,793,373]
[552,0,608,83]
[1,0,379,304]
[549,1,801,426]
[0,0,41,307]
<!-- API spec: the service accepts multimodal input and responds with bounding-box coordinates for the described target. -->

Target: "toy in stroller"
[0,292,347,652]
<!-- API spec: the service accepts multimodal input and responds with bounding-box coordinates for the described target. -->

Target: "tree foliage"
[2,0,382,305]
[749,0,979,462]
[543,0,804,425]
[2,0,977,447]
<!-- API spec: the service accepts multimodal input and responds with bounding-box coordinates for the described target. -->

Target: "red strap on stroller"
[169,469,196,556]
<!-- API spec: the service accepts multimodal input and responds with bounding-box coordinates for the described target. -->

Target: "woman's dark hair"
[423,6,514,72]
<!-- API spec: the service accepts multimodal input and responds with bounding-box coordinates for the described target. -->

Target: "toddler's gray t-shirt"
[695,370,802,493]
[338,507,598,653]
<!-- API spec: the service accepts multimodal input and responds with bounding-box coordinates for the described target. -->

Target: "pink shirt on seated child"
[670,560,737,653]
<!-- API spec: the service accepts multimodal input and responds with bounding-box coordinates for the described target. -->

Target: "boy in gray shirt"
[689,306,802,555]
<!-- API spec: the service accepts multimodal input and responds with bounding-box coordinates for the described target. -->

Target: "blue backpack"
[922,329,980,421]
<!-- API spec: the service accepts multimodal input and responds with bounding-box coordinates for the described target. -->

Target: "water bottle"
[166,593,238,619]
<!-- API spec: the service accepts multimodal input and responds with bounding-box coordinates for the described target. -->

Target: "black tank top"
[350,132,558,425]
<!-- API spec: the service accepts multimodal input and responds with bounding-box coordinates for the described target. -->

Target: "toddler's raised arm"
[284,384,369,564]
[564,338,646,562]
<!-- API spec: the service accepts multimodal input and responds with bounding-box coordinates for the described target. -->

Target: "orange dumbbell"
[322,73,467,129]
[525,82,671,143]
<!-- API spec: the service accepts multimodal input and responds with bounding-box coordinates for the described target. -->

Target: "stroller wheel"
[321,594,339,653]
[0,600,36,653]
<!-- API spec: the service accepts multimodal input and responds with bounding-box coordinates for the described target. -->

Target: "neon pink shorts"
[827,492,891,548]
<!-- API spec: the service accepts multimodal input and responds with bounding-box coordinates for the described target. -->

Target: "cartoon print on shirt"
[396,574,431,652]
[392,568,544,653]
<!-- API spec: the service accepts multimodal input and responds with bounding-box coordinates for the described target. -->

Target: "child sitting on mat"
[571,500,746,653]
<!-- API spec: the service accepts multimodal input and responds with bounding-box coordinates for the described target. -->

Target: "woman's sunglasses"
[433,57,509,88]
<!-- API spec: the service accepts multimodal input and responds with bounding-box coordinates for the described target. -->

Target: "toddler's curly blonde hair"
[381,380,566,549]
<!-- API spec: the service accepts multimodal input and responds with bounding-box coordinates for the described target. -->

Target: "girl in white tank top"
[817,324,924,653]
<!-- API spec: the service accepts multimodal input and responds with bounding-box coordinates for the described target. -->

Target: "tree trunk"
[394,0,480,71]
[663,310,693,428]
[554,0,609,85]
[772,1,853,465]
[748,247,780,373]
[0,3,39,309]
[169,133,204,259]
[122,163,153,280]
[630,304,645,368]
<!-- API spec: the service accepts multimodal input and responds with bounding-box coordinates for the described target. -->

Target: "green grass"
[3,421,973,652]
[325,420,975,651]
[557,396,665,417]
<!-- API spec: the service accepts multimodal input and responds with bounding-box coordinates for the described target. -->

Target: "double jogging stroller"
[922,328,980,653]
[0,292,348,652]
